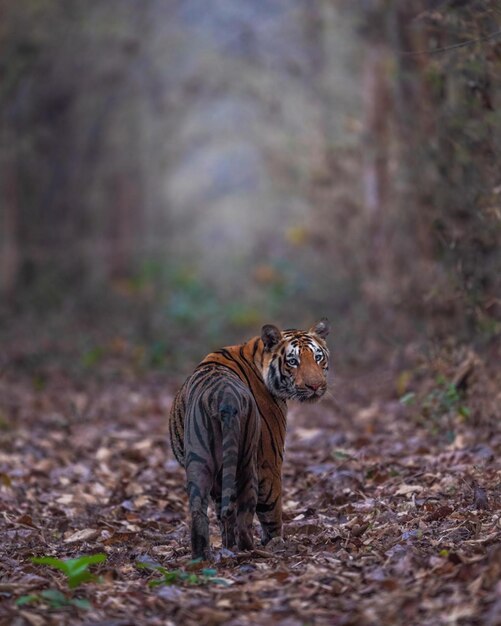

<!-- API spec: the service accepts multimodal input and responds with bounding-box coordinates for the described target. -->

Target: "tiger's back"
[170,337,287,470]
[170,355,262,559]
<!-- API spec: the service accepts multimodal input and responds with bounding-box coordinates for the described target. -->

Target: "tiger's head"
[260,319,330,402]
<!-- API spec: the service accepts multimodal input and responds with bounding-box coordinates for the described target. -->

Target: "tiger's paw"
[264,536,286,553]
[260,526,282,546]
[213,547,237,563]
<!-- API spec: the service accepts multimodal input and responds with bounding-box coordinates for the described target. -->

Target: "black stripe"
[190,410,211,454]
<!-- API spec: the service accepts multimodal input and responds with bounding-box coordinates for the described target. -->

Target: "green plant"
[81,346,105,369]
[16,590,91,610]
[17,554,106,611]
[422,376,470,422]
[401,376,470,440]
[31,554,106,589]
[399,392,416,406]
[137,561,232,588]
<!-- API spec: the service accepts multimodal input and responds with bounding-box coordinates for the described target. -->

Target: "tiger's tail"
[220,396,241,548]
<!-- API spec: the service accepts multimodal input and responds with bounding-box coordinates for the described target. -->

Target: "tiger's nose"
[306,382,322,392]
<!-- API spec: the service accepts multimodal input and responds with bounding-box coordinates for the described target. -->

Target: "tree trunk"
[362,42,391,265]
[0,162,20,298]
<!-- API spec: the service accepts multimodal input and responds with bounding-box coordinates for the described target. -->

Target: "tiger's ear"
[261,324,282,350]
[310,318,330,339]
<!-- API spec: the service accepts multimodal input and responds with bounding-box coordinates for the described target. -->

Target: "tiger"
[169,319,330,559]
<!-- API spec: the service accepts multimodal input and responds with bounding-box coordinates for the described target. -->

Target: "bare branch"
[398,28,501,56]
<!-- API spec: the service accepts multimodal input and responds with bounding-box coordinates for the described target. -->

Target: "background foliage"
[0,0,500,366]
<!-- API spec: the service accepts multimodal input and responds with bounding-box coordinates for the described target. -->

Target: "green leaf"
[400,392,416,406]
[67,572,97,589]
[32,557,71,575]
[70,598,92,610]
[82,346,105,368]
[16,594,39,606]
[201,568,217,577]
[64,554,106,576]
[139,562,185,586]
[208,577,233,587]
[332,449,353,461]
[32,554,106,589]
[40,589,69,608]
[40,589,67,601]
[136,562,168,574]
[140,560,230,589]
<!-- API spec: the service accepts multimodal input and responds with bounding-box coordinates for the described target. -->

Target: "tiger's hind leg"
[235,409,259,552]
[221,505,237,551]
[211,472,237,552]
[219,400,240,551]
[235,468,258,551]
[186,457,213,560]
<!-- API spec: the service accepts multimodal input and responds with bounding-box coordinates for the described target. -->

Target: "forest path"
[0,360,499,626]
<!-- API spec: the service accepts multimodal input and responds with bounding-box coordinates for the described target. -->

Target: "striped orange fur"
[169,319,330,559]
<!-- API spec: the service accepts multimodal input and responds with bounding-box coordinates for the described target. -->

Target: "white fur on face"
[285,338,328,367]
[285,345,300,366]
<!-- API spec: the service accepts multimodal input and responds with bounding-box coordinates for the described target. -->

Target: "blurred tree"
[354,0,501,341]
[0,0,499,357]
[360,0,392,267]
[0,161,19,298]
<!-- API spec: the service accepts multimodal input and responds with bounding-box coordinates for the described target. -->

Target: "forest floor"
[0,335,500,626]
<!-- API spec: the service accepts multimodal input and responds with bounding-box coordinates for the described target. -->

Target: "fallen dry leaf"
[0,342,499,626]
[64,528,100,543]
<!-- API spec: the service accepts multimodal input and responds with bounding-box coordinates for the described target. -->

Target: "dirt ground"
[0,341,500,626]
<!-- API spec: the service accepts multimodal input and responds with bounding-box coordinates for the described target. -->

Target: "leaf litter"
[0,343,500,625]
